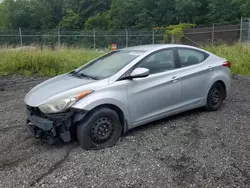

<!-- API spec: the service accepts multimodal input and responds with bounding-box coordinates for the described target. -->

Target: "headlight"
[39,90,94,114]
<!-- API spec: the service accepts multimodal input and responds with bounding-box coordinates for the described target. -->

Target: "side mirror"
[130,68,149,79]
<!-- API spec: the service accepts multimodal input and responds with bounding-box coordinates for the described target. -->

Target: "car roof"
[120,44,204,53]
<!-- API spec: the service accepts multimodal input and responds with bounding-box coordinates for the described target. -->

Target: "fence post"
[212,23,215,45]
[240,17,243,43]
[125,29,128,47]
[152,29,155,44]
[58,27,61,47]
[93,29,96,49]
[19,27,23,47]
[248,19,250,42]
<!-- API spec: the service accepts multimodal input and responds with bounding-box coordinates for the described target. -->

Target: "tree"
[78,0,111,28]
[84,12,110,30]
[233,0,250,18]
[241,1,250,18]
[109,0,141,29]
[175,0,205,24]
[5,0,40,29]
[0,0,10,29]
[207,0,241,23]
[149,0,176,27]
[0,0,248,31]
[59,9,81,29]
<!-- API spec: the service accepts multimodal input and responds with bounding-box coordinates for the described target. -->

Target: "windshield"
[74,50,144,80]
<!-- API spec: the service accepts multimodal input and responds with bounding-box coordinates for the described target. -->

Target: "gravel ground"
[0,75,250,188]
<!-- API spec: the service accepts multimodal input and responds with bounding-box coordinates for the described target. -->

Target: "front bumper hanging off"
[26,106,86,143]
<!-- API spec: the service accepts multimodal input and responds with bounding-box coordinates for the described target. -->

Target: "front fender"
[71,85,130,125]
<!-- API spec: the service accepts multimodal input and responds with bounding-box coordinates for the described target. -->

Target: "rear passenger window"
[138,49,175,74]
[177,48,208,67]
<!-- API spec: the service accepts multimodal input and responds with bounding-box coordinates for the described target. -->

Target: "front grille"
[27,105,46,118]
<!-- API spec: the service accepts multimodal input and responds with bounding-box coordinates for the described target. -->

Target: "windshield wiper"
[69,71,97,80]
[78,73,97,80]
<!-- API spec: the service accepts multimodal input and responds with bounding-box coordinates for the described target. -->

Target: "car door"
[175,47,211,107]
[127,48,182,127]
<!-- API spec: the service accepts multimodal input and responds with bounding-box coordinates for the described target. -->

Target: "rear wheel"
[205,82,225,111]
[77,108,122,150]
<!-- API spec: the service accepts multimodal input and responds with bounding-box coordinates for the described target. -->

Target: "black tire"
[205,82,225,111]
[77,108,122,150]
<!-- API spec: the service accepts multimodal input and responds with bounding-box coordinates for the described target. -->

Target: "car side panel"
[177,61,212,108]
[127,70,182,128]
[131,100,204,128]
[131,65,231,129]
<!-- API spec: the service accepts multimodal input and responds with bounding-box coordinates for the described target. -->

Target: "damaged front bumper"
[26,105,87,143]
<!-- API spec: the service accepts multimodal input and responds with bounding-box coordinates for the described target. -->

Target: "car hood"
[24,74,102,107]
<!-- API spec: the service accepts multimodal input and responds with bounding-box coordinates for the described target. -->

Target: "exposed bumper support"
[26,106,87,143]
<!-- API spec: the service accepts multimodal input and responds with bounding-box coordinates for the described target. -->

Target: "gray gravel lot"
[0,75,250,188]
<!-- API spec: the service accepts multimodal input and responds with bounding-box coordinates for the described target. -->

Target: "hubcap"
[211,89,220,104]
[90,117,114,144]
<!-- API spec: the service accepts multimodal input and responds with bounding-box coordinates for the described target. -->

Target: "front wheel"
[77,108,122,150]
[205,82,225,111]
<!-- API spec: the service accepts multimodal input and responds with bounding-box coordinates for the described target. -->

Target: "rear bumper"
[26,106,87,143]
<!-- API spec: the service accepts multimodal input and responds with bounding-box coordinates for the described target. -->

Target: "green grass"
[0,47,103,77]
[204,43,250,76]
[0,43,250,77]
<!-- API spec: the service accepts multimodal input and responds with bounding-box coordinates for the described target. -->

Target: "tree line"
[0,0,249,31]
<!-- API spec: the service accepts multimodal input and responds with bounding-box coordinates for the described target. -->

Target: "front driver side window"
[138,49,175,74]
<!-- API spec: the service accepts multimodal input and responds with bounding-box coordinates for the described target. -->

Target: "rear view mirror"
[130,68,149,79]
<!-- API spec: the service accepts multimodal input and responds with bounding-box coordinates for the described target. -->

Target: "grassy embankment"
[0,47,103,77]
[0,43,250,77]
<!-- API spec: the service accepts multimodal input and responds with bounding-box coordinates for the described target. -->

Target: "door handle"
[171,76,180,82]
[207,66,213,71]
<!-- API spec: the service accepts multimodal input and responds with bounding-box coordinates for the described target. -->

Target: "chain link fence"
[0,29,165,49]
[0,18,249,49]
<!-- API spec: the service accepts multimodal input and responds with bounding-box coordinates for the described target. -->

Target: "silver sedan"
[24,44,232,150]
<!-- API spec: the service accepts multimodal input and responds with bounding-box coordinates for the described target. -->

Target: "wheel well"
[215,80,227,99]
[86,104,127,134]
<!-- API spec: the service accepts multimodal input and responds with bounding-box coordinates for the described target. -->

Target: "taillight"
[222,61,232,69]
